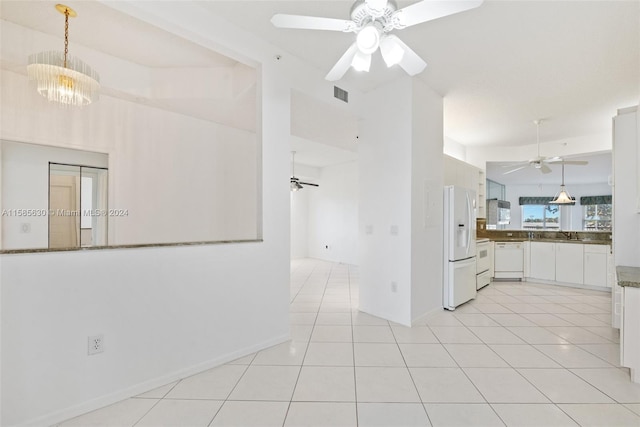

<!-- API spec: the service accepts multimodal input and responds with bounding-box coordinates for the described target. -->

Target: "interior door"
[49,174,80,248]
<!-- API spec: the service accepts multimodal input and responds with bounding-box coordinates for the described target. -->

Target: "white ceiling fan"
[503,120,589,175]
[271,0,484,81]
[290,151,319,191]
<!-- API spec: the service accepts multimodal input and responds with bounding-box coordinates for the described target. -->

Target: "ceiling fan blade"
[271,14,355,32]
[325,42,359,81]
[545,158,589,166]
[503,165,529,175]
[545,157,563,163]
[501,161,529,168]
[563,160,589,165]
[299,181,319,187]
[540,163,552,174]
[394,0,483,28]
[389,36,427,76]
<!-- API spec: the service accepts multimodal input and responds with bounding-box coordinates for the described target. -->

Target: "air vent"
[334,86,348,103]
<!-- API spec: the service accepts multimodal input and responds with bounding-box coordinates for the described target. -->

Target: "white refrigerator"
[444,185,477,310]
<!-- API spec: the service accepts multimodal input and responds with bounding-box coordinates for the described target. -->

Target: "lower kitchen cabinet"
[530,242,555,281]
[526,242,610,289]
[584,245,609,287]
[555,243,584,285]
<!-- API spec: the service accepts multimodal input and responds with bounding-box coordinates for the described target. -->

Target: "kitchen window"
[581,195,612,231]
[522,204,561,229]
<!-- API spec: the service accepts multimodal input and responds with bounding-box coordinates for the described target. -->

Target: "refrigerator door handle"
[466,192,472,257]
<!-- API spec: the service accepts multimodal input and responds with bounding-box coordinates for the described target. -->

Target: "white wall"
[290,188,309,259]
[308,161,358,265]
[359,77,443,326]
[359,77,413,325]
[410,79,445,321]
[503,183,612,230]
[0,3,307,425]
[614,107,639,266]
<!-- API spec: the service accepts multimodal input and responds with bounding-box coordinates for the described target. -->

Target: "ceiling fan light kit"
[271,0,483,81]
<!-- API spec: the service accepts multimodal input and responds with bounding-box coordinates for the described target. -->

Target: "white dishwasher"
[494,242,524,279]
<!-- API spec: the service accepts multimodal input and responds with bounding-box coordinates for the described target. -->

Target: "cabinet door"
[584,251,607,287]
[530,242,555,281]
[556,243,584,284]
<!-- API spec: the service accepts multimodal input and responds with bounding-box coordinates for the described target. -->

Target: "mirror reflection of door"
[49,167,80,248]
[49,163,108,249]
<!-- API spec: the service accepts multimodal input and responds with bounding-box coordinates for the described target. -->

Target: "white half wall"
[1,243,290,427]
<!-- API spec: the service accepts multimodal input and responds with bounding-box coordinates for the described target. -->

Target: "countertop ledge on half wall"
[616,266,640,288]
[0,239,263,255]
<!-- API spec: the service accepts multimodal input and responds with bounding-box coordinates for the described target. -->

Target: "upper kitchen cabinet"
[444,155,486,219]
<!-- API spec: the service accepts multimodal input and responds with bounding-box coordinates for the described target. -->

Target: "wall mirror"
[48,163,108,248]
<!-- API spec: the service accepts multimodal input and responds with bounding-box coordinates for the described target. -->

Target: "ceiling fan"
[503,120,589,175]
[290,151,319,191]
[271,0,484,81]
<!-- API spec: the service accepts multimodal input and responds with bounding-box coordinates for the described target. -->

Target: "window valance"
[580,195,612,205]
[519,196,576,206]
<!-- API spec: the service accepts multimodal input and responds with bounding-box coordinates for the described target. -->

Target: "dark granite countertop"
[616,266,640,288]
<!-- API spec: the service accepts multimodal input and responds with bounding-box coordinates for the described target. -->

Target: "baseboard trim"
[17,334,290,427]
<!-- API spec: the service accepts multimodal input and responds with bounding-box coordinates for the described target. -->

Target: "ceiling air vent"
[334,86,348,103]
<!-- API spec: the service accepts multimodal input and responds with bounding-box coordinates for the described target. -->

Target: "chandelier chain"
[63,7,69,68]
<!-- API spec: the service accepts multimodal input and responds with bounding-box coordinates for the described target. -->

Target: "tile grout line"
[282,261,334,426]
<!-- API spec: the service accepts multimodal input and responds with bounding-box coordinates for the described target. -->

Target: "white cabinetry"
[584,245,609,288]
[530,242,556,281]
[556,243,584,285]
[527,242,610,289]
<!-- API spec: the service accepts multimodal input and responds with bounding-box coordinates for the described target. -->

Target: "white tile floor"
[58,258,640,426]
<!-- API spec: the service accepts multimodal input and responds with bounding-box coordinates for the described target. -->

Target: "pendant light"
[551,161,574,204]
[27,4,100,107]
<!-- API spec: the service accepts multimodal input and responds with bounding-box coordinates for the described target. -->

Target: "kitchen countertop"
[616,266,640,288]
[488,238,610,245]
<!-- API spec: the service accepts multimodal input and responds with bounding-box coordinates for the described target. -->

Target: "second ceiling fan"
[271,0,483,81]
[503,120,589,175]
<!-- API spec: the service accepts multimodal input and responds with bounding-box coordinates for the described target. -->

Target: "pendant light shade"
[551,162,575,205]
[27,4,100,107]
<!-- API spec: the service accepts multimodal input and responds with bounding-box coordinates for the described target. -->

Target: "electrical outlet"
[88,334,104,355]
[391,282,398,293]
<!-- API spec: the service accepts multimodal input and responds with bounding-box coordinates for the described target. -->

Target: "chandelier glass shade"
[27,5,100,107]
[550,162,575,205]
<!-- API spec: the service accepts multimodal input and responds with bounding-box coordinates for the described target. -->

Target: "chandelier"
[27,4,100,107]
